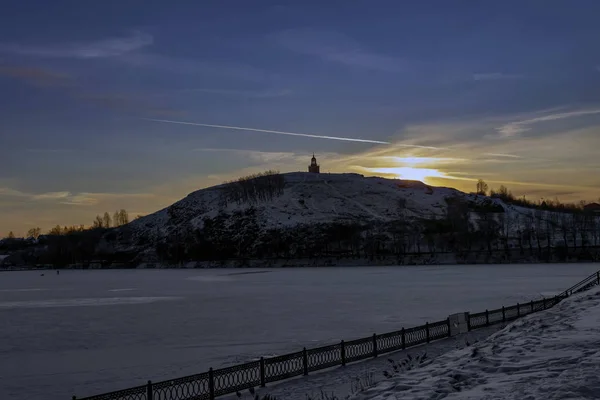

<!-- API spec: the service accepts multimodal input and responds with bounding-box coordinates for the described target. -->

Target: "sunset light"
[367,166,447,183]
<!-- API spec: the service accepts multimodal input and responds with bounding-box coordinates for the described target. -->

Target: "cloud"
[496,108,600,138]
[25,148,73,153]
[0,31,152,59]
[483,153,523,158]
[118,53,269,82]
[473,72,523,81]
[143,118,391,144]
[75,91,185,117]
[0,187,153,206]
[0,65,71,87]
[171,88,293,99]
[193,148,299,163]
[273,28,406,72]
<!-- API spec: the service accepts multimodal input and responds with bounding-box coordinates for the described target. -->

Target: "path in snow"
[352,286,600,400]
[223,326,503,400]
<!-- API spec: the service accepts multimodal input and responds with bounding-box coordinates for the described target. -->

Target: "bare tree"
[476,179,489,196]
[93,215,104,228]
[48,225,62,235]
[26,227,41,239]
[103,212,112,229]
[119,209,129,225]
[7,231,15,239]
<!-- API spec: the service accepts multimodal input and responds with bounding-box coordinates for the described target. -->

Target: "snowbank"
[353,286,600,400]
[225,326,502,400]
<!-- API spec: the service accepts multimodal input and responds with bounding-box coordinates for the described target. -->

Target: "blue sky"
[2,0,600,234]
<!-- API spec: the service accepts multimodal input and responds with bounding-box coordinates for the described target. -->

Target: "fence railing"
[73,270,600,400]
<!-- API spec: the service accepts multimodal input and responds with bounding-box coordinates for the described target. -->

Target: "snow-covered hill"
[130,172,463,234]
[119,172,600,265]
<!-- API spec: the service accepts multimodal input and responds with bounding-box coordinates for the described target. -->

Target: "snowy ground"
[225,326,503,400]
[352,285,600,400]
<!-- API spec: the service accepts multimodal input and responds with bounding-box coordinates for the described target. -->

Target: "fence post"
[485,310,489,326]
[303,348,308,376]
[446,318,451,337]
[341,340,346,366]
[260,357,266,387]
[530,300,534,313]
[372,333,378,357]
[517,303,520,317]
[543,297,546,309]
[401,328,406,350]
[209,368,215,400]
[502,306,505,322]
[467,314,471,331]
[426,323,430,343]
[147,380,153,400]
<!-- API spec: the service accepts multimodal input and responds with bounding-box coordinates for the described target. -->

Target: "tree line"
[4,209,133,240]
[476,179,599,213]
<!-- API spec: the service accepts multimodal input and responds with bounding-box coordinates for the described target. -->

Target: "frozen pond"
[1,263,598,400]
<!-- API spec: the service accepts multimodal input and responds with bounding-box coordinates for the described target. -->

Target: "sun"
[368,167,446,183]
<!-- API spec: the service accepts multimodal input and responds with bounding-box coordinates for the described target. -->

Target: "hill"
[3,172,600,268]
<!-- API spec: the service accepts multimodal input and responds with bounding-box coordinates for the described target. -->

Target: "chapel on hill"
[308,154,320,173]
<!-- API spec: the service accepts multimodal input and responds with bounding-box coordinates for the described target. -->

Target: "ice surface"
[0,264,597,400]
[352,285,600,400]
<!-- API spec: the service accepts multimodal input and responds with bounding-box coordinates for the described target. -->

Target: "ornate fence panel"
[489,308,504,324]
[153,373,210,400]
[307,343,342,372]
[376,329,403,354]
[428,319,449,341]
[532,299,545,313]
[212,360,261,397]
[76,385,148,400]
[504,304,519,321]
[344,337,373,363]
[404,325,427,347]
[469,311,487,329]
[264,351,304,383]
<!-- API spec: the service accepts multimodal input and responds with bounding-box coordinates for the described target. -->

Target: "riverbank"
[3,247,599,271]
[352,285,600,399]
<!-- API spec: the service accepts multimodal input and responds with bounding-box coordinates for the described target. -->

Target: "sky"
[2,0,600,235]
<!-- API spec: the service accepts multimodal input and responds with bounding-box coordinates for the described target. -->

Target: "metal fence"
[73,270,600,400]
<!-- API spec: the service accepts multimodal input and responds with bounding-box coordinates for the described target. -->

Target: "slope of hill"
[130,172,457,234]
[119,172,600,266]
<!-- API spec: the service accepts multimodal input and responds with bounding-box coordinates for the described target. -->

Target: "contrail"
[142,118,390,144]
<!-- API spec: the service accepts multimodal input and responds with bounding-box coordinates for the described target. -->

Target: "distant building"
[308,154,320,173]
[584,203,600,214]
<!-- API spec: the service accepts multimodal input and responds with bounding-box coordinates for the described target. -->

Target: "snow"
[224,325,503,400]
[126,172,600,254]
[127,172,463,238]
[351,285,600,400]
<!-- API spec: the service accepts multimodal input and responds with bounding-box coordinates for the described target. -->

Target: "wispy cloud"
[483,153,523,158]
[143,118,391,144]
[496,108,600,138]
[0,65,71,87]
[473,72,523,81]
[25,148,73,153]
[119,53,269,82]
[172,88,293,99]
[273,28,406,73]
[0,187,153,206]
[75,91,185,117]
[0,31,152,59]
[193,148,301,163]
